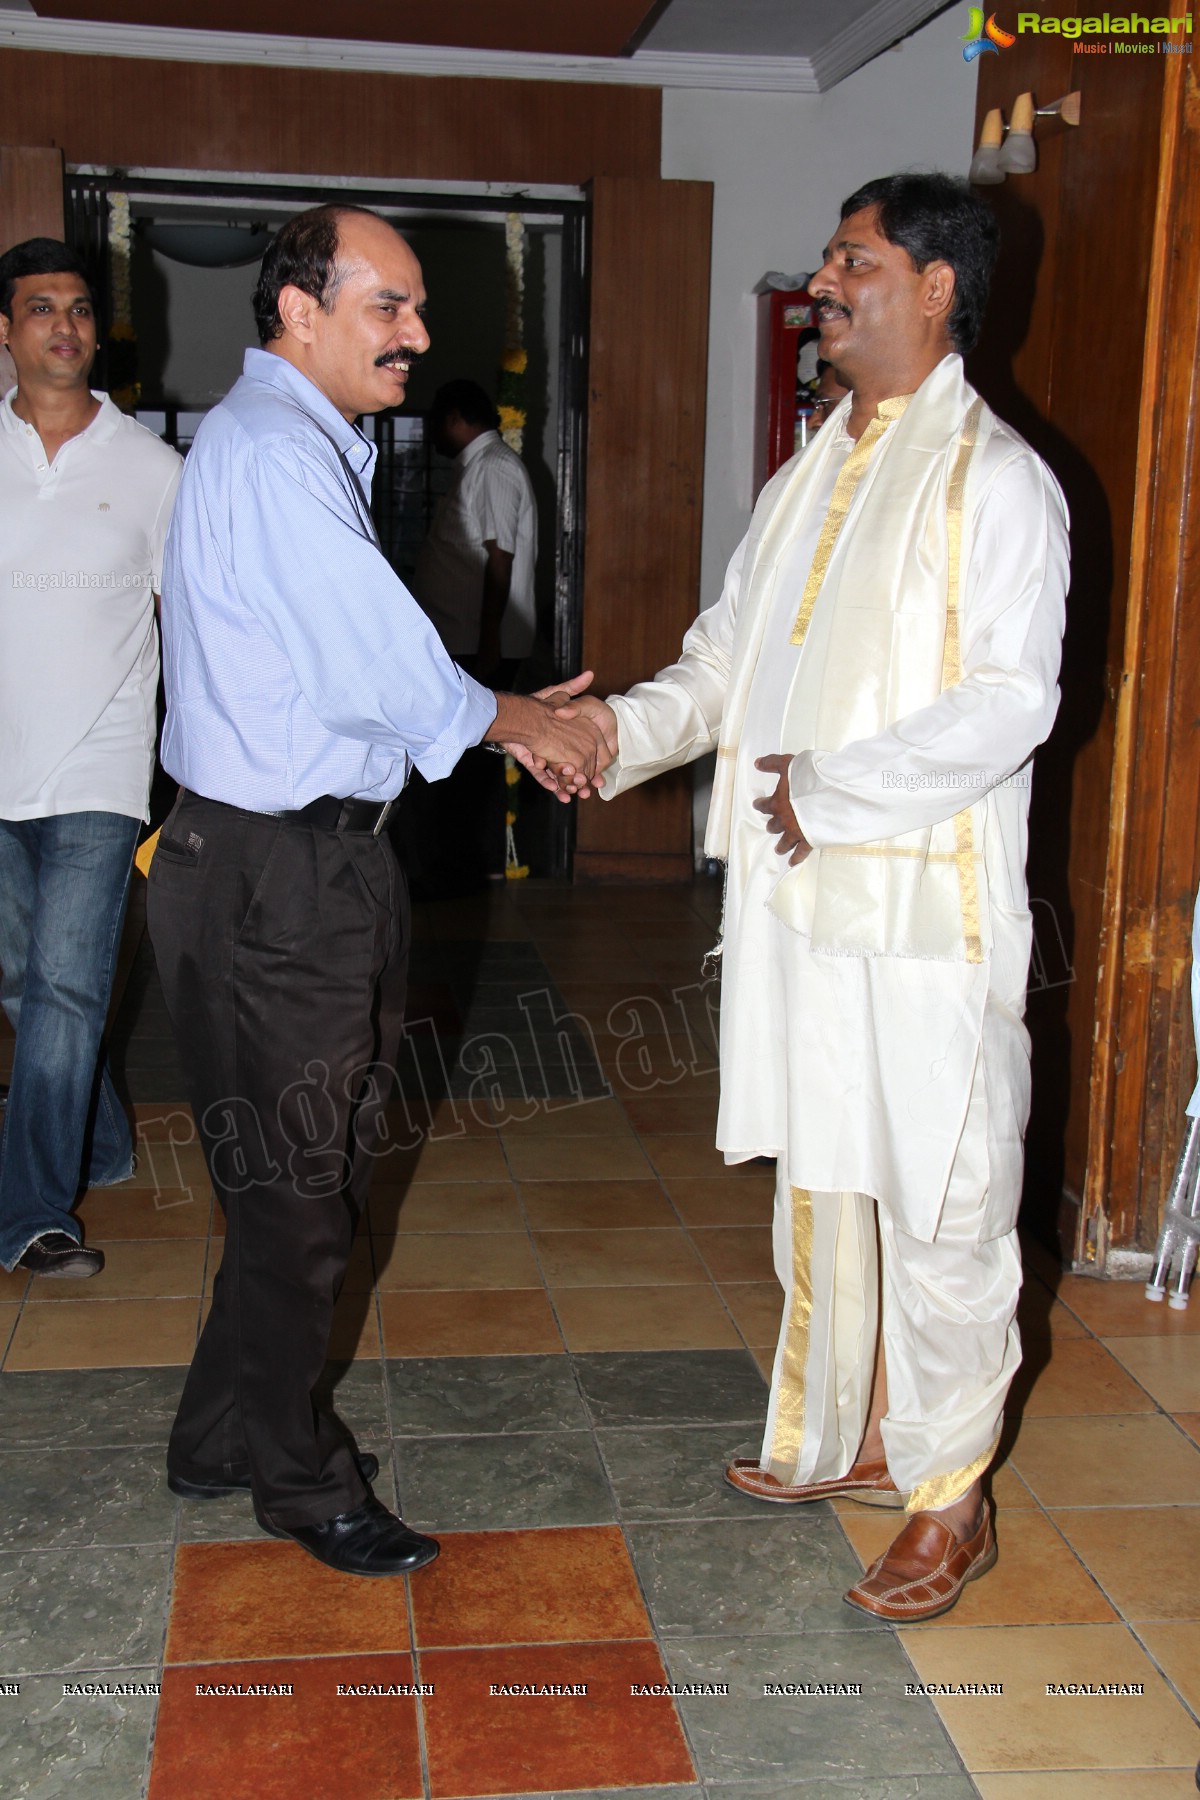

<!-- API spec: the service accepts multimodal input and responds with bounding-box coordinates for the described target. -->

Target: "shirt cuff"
[411,672,498,783]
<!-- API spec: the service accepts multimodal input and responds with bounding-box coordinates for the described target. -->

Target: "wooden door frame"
[1081,39,1200,1267]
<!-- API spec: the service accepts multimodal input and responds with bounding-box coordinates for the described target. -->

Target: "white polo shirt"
[0,389,182,822]
[415,429,537,659]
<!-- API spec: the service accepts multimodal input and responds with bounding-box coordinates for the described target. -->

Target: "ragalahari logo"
[961,7,1017,59]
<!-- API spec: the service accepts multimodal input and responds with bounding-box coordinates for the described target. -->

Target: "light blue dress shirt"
[160,348,497,809]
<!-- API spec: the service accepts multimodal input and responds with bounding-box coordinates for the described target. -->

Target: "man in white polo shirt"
[0,237,181,1277]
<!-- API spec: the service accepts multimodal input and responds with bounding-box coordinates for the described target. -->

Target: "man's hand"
[500,671,620,801]
[486,689,611,803]
[754,754,812,865]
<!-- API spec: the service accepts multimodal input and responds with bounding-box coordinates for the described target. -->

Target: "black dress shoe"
[168,1450,380,1501]
[16,1233,104,1278]
[254,1492,440,1577]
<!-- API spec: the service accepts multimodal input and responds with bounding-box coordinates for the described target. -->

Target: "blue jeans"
[0,812,140,1268]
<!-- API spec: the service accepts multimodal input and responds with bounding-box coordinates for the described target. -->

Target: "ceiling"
[5,0,953,89]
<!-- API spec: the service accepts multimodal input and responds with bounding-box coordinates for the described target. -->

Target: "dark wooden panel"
[0,145,65,247]
[1088,35,1200,1255]
[575,174,712,881]
[969,23,1164,1250]
[0,49,661,185]
[34,0,659,57]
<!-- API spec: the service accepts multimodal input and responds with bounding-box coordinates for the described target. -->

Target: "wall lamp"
[969,90,1082,184]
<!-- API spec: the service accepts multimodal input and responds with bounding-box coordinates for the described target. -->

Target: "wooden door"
[573,174,712,882]
[0,146,65,248]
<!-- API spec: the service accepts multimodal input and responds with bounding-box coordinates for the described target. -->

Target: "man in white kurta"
[583,174,1068,1620]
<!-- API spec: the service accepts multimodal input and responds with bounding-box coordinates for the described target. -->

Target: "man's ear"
[0,311,9,349]
[276,282,319,343]
[923,261,957,332]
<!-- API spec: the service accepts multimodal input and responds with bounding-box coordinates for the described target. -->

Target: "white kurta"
[604,384,1068,1249]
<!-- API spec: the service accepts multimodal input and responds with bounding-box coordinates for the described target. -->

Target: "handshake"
[483,671,618,804]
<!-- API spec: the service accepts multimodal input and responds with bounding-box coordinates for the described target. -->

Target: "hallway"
[0,879,1197,1797]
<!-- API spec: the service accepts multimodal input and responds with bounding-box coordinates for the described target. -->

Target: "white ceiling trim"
[810,0,950,90]
[0,13,826,90]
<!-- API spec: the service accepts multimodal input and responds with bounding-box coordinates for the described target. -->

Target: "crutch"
[1145,1114,1200,1309]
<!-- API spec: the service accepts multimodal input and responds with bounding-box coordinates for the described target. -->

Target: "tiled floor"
[0,878,1198,1796]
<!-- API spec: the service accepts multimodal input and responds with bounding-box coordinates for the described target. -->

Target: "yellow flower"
[108,321,136,342]
[506,863,530,880]
[498,404,526,434]
[502,348,528,375]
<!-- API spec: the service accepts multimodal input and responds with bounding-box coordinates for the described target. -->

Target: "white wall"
[661,13,978,621]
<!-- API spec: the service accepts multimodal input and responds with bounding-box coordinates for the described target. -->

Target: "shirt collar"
[242,347,373,473]
[1,387,120,447]
[459,428,500,467]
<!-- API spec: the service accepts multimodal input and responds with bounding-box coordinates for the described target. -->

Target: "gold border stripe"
[906,1431,1000,1515]
[767,1185,815,1471]
[943,398,985,965]
[789,396,911,649]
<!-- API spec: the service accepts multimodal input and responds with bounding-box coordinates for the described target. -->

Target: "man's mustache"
[374,348,422,368]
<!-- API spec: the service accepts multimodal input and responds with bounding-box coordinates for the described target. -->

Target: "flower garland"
[499,212,527,453]
[106,191,140,412]
[501,210,531,878]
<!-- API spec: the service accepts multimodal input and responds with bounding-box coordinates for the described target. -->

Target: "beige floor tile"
[554,1284,743,1353]
[6,1297,200,1369]
[122,1140,213,1194]
[35,1238,206,1302]
[1051,1507,1200,1621]
[75,1185,212,1240]
[1176,1414,1200,1447]
[975,1774,1196,1798]
[374,1231,541,1292]
[378,1288,562,1356]
[498,1099,633,1138]
[1102,1336,1200,1412]
[0,1266,30,1301]
[1137,1620,1200,1715]
[689,1226,776,1284]
[751,1346,774,1381]
[1010,1339,1157,1417]
[1009,1415,1200,1508]
[897,1623,1198,1770]
[1055,1274,1200,1338]
[0,1304,20,1359]
[718,1282,784,1348]
[641,1136,774,1180]
[503,1136,653,1182]
[535,1227,707,1288]
[592,1035,711,1094]
[519,1181,677,1231]
[839,1509,1116,1628]
[371,1182,522,1235]
[622,1095,720,1135]
[373,1135,511,1186]
[664,1177,775,1228]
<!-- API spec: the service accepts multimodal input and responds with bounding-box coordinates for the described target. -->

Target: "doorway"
[65,170,589,879]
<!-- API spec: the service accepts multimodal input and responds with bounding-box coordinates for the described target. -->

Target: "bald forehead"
[334,213,424,298]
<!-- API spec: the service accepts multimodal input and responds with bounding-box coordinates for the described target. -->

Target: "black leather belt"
[273,795,395,836]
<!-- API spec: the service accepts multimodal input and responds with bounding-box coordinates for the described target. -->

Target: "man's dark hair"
[838,173,1000,355]
[430,379,500,432]
[0,237,92,320]
[251,204,378,346]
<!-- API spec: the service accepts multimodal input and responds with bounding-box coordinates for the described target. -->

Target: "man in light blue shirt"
[149,204,604,1578]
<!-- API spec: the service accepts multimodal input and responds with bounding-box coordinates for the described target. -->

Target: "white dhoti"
[602,357,1069,1512]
